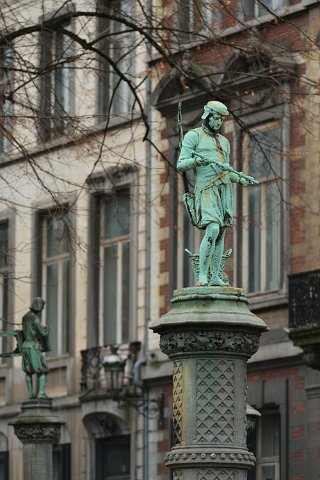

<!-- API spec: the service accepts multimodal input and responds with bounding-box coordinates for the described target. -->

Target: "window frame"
[87,167,138,348]
[39,16,75,141]
[96,0,135,120]
[233,102,290,303]
[99,189,131,345]
[0,219,13,362]
[0,46,14,154]
[33,205,74,358]
[256,411,281,480]
[241,121,282,295]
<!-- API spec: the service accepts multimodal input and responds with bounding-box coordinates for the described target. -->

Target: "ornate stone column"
[10,398,64,480]
[150,286,267,480]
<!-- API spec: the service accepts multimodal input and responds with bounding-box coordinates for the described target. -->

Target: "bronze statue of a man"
[21,297,49,399]
[177,100,256,286]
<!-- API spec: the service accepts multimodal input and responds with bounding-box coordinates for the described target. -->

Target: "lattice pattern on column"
[173,360,183,444]
[196,469,235,480]
[195,359,235,443]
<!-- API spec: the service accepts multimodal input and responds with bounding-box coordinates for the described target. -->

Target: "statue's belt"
[201,171,230,191]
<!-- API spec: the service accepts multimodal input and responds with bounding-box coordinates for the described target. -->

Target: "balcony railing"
[289,269,320,329]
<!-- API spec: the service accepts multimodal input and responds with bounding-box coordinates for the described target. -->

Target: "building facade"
[0,0,319,479]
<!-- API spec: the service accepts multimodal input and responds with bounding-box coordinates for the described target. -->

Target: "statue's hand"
[239,175,258,186]
[194,154,210,166]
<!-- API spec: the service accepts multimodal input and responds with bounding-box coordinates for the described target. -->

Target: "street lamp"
[103,345,126,395]
[103,344,163,424]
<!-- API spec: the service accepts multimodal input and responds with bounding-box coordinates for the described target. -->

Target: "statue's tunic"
[177,127,233,229]
[21,311,49,375]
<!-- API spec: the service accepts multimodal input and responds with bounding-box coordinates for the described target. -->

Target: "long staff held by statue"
[191,150,259,185]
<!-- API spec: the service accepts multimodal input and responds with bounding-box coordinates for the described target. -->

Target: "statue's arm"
[177,131,201,172]
[34,318,49,338]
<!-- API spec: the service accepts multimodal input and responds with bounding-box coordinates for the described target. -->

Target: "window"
[241,0,287,19]
[39,21,74,140]
[96,435,130,480]
[256,412,281,480]
[241,123,282,294]
[179,0,219,38]
[0,47,14,153]
[53,443,71,480]
[96,0,135,119]
[100,189,130,345]
[40,210,71,356]
[0,222,10,359]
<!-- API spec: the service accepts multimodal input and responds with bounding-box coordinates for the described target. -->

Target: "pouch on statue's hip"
[183,192,205,230]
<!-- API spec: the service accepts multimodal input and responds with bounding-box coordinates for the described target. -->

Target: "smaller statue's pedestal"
[9,398,64,480]
[150,286,268,480]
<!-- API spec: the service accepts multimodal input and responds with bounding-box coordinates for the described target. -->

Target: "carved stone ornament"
[13,423,61,444]
[160,330,260,357]
[165,448,255,468]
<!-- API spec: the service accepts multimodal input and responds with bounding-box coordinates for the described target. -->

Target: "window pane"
[249,128,281,179]
[0,274,9,358]
[0,223,8,267]
[103,245,118,345]
[61,261,70,354]
[121,241,130,343]
[46,263,58,356]
[104,190,130,239]
[261,464,276,479]
[46,214,70,257]
[266,182,280,290]
[261,414,280,457]
[248,186,261,292]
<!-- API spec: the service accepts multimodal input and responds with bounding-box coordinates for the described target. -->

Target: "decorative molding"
[165,449,255,467]
[173,361,183,445]
[160,331,260,357]
[195,359,235,444]
[196,469,235,480]
[13,423,61,444]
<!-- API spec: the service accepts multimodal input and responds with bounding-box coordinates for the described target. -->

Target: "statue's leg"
[198,223,220,285]
[25,374,35,399]
[38,374,47,399]
[210,228,229,286]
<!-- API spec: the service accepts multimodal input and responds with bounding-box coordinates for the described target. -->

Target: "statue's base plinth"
[10,398,64,480]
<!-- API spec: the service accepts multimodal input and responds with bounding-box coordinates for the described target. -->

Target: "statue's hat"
[201,101,229,119]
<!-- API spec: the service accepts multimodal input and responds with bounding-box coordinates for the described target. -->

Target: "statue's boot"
[38,374,48,399]
[26,375,35,399]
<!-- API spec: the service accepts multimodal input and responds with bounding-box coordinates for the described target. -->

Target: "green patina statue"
[21,297,50,399]
[177,100,257,286]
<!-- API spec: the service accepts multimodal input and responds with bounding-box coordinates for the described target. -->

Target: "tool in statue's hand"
[192,150,259,185]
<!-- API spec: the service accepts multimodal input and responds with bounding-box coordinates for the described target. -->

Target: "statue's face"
[208,113,224,132]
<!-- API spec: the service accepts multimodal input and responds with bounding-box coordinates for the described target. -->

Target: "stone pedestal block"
[150,286,268,480]
[10,398,64,480]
